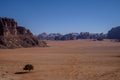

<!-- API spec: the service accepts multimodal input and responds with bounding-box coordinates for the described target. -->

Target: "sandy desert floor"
[0,40,120,80]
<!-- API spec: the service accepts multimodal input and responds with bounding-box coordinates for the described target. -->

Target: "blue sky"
[0,0,120,34]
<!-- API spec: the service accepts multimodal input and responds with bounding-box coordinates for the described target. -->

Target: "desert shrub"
[23,64,34,72]
[97,37,104,41]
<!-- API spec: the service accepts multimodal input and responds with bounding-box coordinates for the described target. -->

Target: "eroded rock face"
[0,17,47,49]
[0,17,17,36]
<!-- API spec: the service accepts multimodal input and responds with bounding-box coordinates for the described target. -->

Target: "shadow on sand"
[109,55,120,58]
[15,72,28,74]
[112,55,120,57]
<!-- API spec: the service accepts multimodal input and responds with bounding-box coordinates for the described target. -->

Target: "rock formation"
[0,17,47,49]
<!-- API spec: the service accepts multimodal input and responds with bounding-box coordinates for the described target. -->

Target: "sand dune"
[0,40,120,80]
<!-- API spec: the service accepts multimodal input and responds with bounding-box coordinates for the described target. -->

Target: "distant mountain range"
[38,25,120,41]
[37,32,107,40]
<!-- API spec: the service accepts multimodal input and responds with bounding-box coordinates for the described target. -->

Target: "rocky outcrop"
[0,18,17,36]
[107,26,120,40]
[0,17,47,49]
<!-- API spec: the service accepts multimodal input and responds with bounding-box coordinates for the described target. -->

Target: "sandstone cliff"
[0,17,47,49]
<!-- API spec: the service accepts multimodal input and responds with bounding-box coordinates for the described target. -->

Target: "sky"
[0,0,120,35]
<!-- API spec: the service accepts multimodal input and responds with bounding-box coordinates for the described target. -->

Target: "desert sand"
[0,40,120,80]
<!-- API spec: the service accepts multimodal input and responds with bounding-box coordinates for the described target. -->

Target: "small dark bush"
[97,38,103,41]
[23,64,34,72]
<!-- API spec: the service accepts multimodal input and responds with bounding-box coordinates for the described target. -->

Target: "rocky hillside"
[0,17,47,49]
